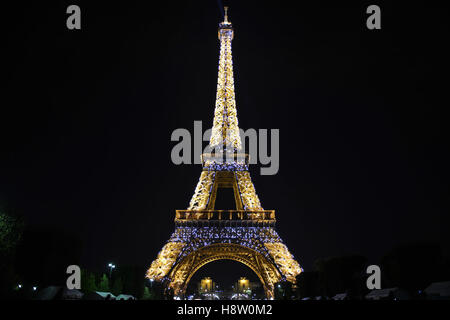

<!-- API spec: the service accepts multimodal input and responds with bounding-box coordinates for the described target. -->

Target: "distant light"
[33,286,37,291]
[18,284,22,289]
[108,263,112,267]
[150,279,154,282]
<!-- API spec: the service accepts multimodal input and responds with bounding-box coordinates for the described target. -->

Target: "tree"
[0,210,24,256]
[115,265,146,299]
[142,287,154,300]
[296,271,320,299]
[145,280,166,300]
[98,274,110,292]
[15,227,83,288]
[81,269,97,293]
[0,210,24,297]
[112,277,123,296]
[313,255,367,298]
[273,280,294,300]
[381,243,447,292]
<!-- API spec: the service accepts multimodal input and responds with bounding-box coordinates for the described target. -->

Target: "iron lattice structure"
[147,8,301,298]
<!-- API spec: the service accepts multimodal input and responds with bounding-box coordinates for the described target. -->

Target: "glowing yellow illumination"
[210,7,241,151]
[146,7,302,299]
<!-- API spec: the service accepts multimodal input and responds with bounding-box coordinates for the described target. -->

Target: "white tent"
[35,286,83,300]
[116,294,136,300]
[332,293,347,300]
[366,287,409,300]
[424,281,450,299]
[61,288,84,300]
[83,291,116,300]
[35,286,61,300]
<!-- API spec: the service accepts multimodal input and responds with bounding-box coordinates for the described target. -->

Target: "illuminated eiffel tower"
[146,7,301,299]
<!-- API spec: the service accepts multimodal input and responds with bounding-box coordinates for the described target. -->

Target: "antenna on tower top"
[224,6,229,23]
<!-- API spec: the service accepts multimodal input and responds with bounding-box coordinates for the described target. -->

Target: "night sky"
[2,0,449,279]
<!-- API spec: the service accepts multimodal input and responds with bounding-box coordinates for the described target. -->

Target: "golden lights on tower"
[146,7,302,299]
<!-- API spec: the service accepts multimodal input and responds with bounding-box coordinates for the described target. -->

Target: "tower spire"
[210,6,241,153]
[224,6,229,24]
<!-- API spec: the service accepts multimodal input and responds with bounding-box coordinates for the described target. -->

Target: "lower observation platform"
[175,210,276,227]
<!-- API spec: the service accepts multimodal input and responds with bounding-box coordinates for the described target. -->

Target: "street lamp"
[108,263,116,279]
[149,278,154,290]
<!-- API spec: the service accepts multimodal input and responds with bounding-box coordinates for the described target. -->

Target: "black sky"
[2,0,450,276]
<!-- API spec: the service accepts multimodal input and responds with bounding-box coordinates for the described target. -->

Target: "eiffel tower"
[146,7,302,299]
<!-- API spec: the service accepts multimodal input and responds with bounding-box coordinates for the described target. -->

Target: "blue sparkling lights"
[203,161,248,172]
[168,226,283,261]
